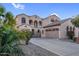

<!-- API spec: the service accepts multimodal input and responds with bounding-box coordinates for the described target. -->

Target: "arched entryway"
[31,29,35,37]
[32,29,34,35]
[37,29,41,37]
[34,20,38,27]
[31,29,41,38]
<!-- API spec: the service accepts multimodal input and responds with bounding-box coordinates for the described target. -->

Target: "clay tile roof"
[61,18,72,23]
[43,21,61,28]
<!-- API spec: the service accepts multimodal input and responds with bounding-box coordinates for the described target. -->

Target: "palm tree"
[0,5,32,56]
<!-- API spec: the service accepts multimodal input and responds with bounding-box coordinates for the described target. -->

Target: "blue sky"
[1,3,79,19]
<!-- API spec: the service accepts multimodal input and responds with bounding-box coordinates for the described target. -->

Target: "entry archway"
[37,29,41,37]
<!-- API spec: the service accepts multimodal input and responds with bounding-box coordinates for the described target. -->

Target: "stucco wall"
[60,20,74,39]
[16,14,29,26]
[75,27,79,37]
[42,15,60,27]
[15,14,43,30]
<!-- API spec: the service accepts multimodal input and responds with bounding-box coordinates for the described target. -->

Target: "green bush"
[0,25,25,56]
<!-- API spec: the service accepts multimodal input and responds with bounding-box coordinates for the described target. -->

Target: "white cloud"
[50,13,60,17]
[12,3,24,10]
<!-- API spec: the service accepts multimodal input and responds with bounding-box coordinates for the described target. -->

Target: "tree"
[72,15,79,27]
[5,12,16,27]
[0,5,32,56]
[0,5,5,18]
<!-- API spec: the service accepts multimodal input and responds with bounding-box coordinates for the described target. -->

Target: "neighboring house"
[15,13,79,39]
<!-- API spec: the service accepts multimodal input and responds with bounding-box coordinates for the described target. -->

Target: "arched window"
[34,20,38,27]
[29,20,33,25]
[21,17,26,24]
[39,21,42,26]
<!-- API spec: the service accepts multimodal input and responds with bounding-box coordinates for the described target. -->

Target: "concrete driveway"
[30,38,79,56]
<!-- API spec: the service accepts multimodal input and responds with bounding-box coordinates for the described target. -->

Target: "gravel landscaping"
[20,43,58,56]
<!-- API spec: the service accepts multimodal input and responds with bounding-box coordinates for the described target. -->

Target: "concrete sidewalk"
[30,38,79,56]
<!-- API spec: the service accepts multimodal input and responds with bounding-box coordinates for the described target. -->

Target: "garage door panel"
[45,31,59,38]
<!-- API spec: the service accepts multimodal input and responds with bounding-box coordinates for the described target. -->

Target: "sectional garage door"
[45,28,59,38]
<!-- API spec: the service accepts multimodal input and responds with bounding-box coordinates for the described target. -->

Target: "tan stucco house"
[15,13,79,39]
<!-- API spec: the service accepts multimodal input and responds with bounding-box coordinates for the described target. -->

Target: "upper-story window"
[39,21,42,26]
[34,20,38,27]
[51,18,54,22]
[21,17,26,24]
[29,20,33,25]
